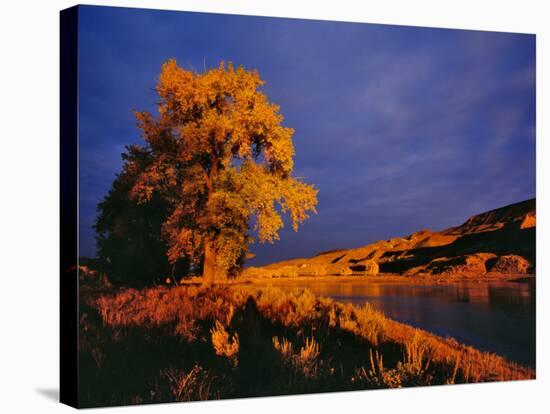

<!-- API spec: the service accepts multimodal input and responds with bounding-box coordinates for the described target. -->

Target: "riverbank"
[178,272,535,286]
[79,284,534,407]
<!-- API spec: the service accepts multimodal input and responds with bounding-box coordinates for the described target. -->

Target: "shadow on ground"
[36,388,59,402]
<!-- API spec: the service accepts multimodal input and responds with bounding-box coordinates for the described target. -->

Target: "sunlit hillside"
[245,199,535,279]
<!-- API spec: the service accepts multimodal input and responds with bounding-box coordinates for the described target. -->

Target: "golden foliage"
[127,60,318,279]
[272,336,294,360]
[272,336,320,378]
[210,320,240,366]
[162,365,215,401]
[404,330,431,375]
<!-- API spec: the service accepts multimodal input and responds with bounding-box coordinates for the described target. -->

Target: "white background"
[0,0,548,412]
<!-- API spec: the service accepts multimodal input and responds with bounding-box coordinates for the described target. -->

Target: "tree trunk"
[202,241,217,286]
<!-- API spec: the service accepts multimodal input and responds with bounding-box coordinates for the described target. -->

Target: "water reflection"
[262,280,535,367]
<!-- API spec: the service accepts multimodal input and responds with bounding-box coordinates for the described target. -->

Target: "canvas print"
[60,5,536,408]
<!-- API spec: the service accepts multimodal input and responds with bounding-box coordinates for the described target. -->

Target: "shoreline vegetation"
[79,281,534,407]
[177,272,535,286]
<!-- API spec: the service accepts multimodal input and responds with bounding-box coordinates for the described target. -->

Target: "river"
[257,279,536,367]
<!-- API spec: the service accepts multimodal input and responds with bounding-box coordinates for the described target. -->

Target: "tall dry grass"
[79,284,534,407]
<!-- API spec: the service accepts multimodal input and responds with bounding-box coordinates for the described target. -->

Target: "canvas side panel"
[60,5,79,408]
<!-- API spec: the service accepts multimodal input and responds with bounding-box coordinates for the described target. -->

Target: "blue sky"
[77,5,535,266]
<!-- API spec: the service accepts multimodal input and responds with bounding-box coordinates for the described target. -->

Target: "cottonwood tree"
[127,59,318,283]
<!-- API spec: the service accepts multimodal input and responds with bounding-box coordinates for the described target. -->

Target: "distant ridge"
[445,198,535,235]
[258,198,535,277]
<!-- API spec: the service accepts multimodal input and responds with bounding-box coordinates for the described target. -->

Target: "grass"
[79,284,534,407]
